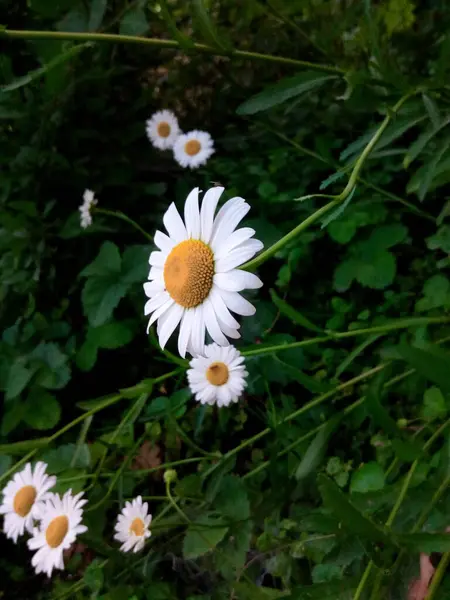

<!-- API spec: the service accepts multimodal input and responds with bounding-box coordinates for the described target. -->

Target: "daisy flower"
[0,462,56,543]
[146,110,180,150]
[187,343,248,407]
[79,189,97,229]
[143,186,263,357]
[173,130,214,169]
[27,490,87,577]
[114,496,152,553]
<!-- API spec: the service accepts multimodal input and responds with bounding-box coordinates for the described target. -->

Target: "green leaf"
[312,563,343,584]
[119,7,148,36]
[427,226,450,254]
[87,322,134,349]
[417,138,450,201]
[192,0,230,51]
[270,289,323,333]
[23,389,61,430]
[350,462,385,494]
[422,386,447,421]
[317,474,394,546]
[415,274,450,312]
[0,455,12,477]
[232,582,289,599]
[0,437,50,455]
[2,44,87,93]
[42,443,90,473]
[275,358,332,393]
[356,250,396,289]
[5,361,34,400]
[76,340,98,371]
[403,116,450,168]
[1,401,25,436]
[82,279,130,327]
[84,558,104,592]
[422,93,441,129]
[295,417,341,481]
[335,334,381,378]
[183,514,229,559]
[395,343,450,393]
[159,0,194,49]
[396,532,450,553]
[81,241,121,277]
[288,578,358,599]
[219,520,252,579]
[215,475,250,520]
[88,0,107,31]
[237,71,337,115]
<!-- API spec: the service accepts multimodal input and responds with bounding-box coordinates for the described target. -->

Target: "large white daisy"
[113,496,152,553]
[146,110,180,150]
[187,344,248,407]
[173,130,214,169]
[143,186,263,358]
[27,490,87,577]
[0,461,56,543]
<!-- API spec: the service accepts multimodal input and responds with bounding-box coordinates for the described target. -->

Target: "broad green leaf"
[23,389,61,430]
[415,274,450,312]
[192,0,230,51]
[2,44,87,93]
[57,5,88,31]
[5,361,34,400]
[219,520,253,579]
[350,462,385,493]
[288,578,358,599]
[76,340,98,371]
[82,279,130,326]
[183,514,229,559]
[121,245,150,284]
[42,443,90,473]
[215,475,250,520]
[0,455,12,477]
[270,289,323,333]
[295,417,341,481]
[421,386,447,421]
[396,532,450,553]
[1,401,25,436]
[404,116,450,168]
[88,0,107,31]
[237,71,337,115]
[119,7,148,36]
[427,226,450,253]
[318,475,395,546]
[312,563,342,584]
[87,322,134,349]
[395,343,450,393]
[84,558,104,592]
[81,242,121,277]
[31,342,71,390]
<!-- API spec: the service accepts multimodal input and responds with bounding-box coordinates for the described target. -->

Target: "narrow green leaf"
[335,334,381,378]
[422,93,441,128]
[192,0,230,51]
[88,0,107,31]
[320,187,356,229]
[0,437,50,455]
[418,138,450,201]
[396,342,450,393]
[295,416,341,480]
[396,532,450,553]
[317,474,395,546]
[237,71,336,115]
[2,43,88,93]
[403,116,450,168]
[159,0,194,49]
[270,289,323,333]
[275,358,332,393]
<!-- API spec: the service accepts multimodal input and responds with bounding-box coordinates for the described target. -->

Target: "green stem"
[425,552,450,600]
[95,207,153,242]
[242,316,450,357]
[165,480,191,524]
[2,29,344,75]
[0,450,38,485]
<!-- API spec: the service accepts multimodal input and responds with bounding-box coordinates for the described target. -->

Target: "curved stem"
[2,29,344,75]
[165,480,191,524]
[425,552,450,600]
[95,207,153,242]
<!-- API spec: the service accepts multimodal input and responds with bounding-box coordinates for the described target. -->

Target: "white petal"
[144,291,170,316]
[210,199,250,252]
[200,187,224,244]
[154,230,176,253]
[178,310,195,358]
[203,298,229,346]
[189,306,206,356]
[213,227,256,260]
[214,270,263,292]
[217,289,256,316]
[215,239,264,273]
[148,251,166,268]
[144,280,164,297]
[147,266,164,282]
[209,287,240,329]
[158,303,184,349]
[184,188,201,239]
[146,298,174,333]
[163,203,187,242]
[216,318,241,339]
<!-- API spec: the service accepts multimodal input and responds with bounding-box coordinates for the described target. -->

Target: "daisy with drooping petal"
[27,490,87,577]
[114,496,152,553]
[79,189,97,229]
[0,462,56,543]
[143,186,263,358]
[146,110,180,150]
[187,343,248,407]
[173,130,214,169]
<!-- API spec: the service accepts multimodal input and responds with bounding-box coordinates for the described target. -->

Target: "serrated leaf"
[237,71,337,115]
[192,0,230,51]
[23,389,61,430]
[395,343,450,393]
[270,289,323,333]
[396,532,450,553]
[88,0,107,31]
[422,386,447,421]
[5,361,34,400]
[183,514,229,559]
[215,475,250,520]
[295,416,341,481]
[321,187,356,229]
[404,116,450,168]
[350,462,385,494]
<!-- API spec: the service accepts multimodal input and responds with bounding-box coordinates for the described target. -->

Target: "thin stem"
[165,480,191,524]
[2,29,344,75]
[0,450,38,485]
[242,316,450,357]
[95,207,153,242]
[425,552,450,600]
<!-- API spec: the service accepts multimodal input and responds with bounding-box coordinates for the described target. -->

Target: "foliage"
[2,0,450,599]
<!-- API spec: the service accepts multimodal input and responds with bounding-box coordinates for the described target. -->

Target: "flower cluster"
[1,462,152,577]
[144,185,263,407]
[79,189,97,229]
[146,110,214,169]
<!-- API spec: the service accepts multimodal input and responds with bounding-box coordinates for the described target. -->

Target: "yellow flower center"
[45,515,69,548]
[157,122,171,138]
[13,485,37,517]
[164,239,214,308]
[206,362,229,386]
[130,517,145,537]
[185,139,201,156]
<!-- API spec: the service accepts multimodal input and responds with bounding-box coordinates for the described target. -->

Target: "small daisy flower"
[0,462,56,543]
[187,344,248,407]
[146,110,180,150]
[144,186,263,357]
[79,189,97,229]
[114,496,152,553]
[173,130,214,169]
[27,490,87,577]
